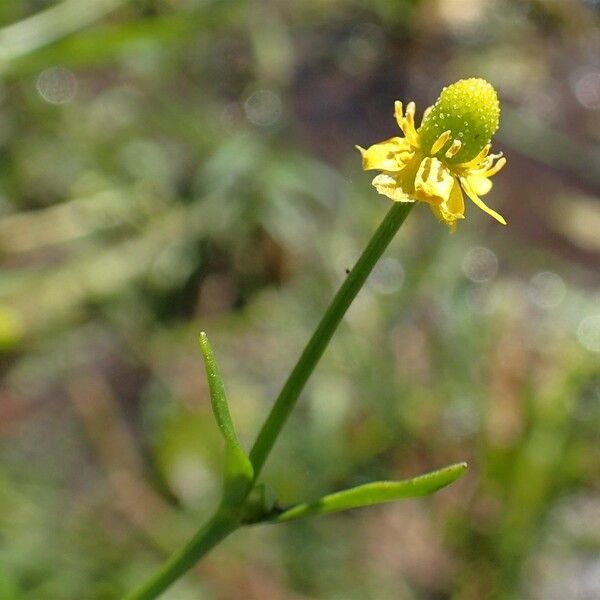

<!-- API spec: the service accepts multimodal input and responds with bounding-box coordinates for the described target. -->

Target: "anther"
[475,144,491,162]
[430,130,451,155]
[445,139,462,158]
[394,101,403,122]
[484,156,506,178]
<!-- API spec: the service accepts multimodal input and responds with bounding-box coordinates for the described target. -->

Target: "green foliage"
[269,463,467,522]
[198,332,254,507]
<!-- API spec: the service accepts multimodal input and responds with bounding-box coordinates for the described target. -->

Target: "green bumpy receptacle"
[418,78,500,165]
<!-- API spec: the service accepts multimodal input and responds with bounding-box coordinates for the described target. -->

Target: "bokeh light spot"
[462,246,498,283]
[244,89,282,126]
[528,271,566,309]
[36,67,78,104]
[572,70,600,110]
[368,257,404,295]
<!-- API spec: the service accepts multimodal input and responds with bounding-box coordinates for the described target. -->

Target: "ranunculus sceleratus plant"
[126,78,506,600]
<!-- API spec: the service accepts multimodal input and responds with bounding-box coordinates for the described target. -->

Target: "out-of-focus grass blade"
[0,0,127,69]
[1,3,247,76]
[2,15,194,76]
[198,332,253,505]
[270,463,467,523]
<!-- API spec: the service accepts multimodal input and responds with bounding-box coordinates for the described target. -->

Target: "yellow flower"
[357,78,507,230]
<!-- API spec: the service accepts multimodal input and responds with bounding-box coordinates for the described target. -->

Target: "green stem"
[123,511,237,600]
[249,201,413,476]
[125,201,413,600]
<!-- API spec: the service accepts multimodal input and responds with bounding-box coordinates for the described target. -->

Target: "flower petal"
[430,179,465,231]
[467,174,493,196]
[414,157,454,205]
[372,173,415,203]
[356,138,415,172]
[447,179,465,217]
[460,177,507,225]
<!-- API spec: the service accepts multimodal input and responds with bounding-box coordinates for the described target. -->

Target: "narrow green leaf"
[198,332,240,448]
[269,462,467,523]
[198,332,253,506]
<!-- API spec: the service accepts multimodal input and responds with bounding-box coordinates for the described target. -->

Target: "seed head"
[419,78,500,164]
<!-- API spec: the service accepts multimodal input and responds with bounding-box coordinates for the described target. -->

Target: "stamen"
[478,151,503,171]
[460,143,491,168]
[404,101,416,134]
[483,156,506,178]
[445,139,462,158]
[394,101,403,127]
[421,157,432,181]
[474,144,491,162]
[422,106,433,121]
[430,130,451,155]
[393,100,420,148]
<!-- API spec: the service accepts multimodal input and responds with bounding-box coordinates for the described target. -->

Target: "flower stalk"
[126,201,417,600]
[125,203,422,600]
[124,510,237,600]
[249,201,414,476]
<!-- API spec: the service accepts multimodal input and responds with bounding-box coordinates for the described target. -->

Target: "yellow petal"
[413,157,454,205]
[460,177,507,225]
[467,174,493,196]
[372,173,415,203]
[447,178,465,217]
[430,179,465,231]
[356,138,414,172]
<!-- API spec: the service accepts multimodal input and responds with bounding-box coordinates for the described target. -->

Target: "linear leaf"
[198,332,253,505]
[269,462,467,523]
[198,332,240,448]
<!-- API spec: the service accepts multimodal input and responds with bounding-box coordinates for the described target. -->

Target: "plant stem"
[125,201,413,600]
[249,201,413,476]
[123,510,237,600]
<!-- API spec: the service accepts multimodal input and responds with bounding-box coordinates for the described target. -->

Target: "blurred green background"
[1,0,599,598]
